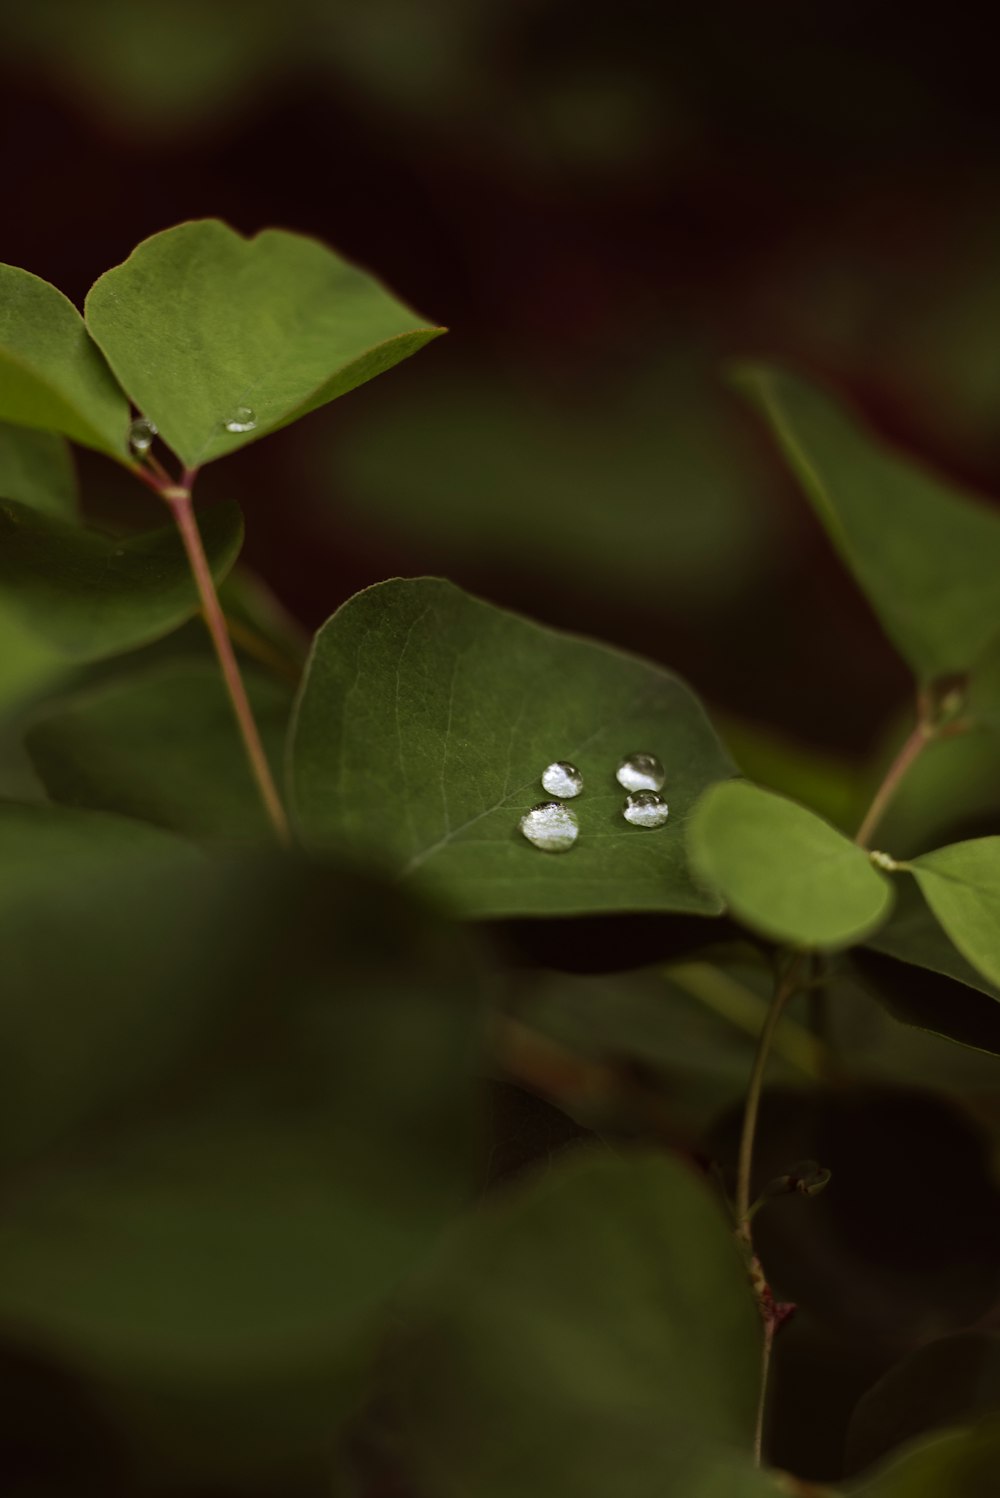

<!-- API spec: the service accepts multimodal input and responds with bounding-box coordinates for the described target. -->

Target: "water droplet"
[622,790,669,828]
[519,801,579,852]
[127,417,158,457]
[540,760,584,798]
[224,406,257,433]
[616,751,665,792]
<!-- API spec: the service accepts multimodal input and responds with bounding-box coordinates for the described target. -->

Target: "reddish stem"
[854,723,928,849]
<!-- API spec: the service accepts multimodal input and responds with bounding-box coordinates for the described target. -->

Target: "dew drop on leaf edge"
[540,761,584,798]
[224,406,257,433]
[623,790,669,828]
[127,417,158,456]
[519,802,579,852]
[616,751,665,792]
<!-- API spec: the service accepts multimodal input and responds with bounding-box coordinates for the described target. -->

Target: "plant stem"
[736,956,805,1241]
[164,484,291,847]
[753,1317,776,1467]
[853,723,928,848]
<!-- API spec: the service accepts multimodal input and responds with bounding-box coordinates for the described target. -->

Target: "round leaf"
[0,497,243,660]
[0,264,130,458]
[688,780,894,948]
[85,219,444,468]
[289,577,736,918]
[910,838,1000,990]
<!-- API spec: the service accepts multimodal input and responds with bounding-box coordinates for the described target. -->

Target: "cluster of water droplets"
[518,749,669,852]
[224,406,257,434]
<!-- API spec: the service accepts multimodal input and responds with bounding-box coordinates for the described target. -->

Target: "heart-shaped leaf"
[289,578,736,918]
[0,497,242,660]
[0,808,481,1482]
[909,838,1000,990]
[85,220,444,469]
[846,1333,1000,1476]
[0,264,130,458]
[735,364,1000,686]
[26,660,292,846]
[688,780,894,948]
[0,420,77,518]
[387,1150,762,1498]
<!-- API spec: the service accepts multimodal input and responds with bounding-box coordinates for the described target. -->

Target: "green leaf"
[0,816,481,1481]
[687,780,894,948]
[844,1422,1000,1497]
[26,660,292,846]
[289,577,736,918]
[846,1333,1000,1476]
[0,264,130,458]
[0,497,242,660]
[854,878,1000,1055]
[388,1150,761,1498]
[735,364,1000,684]
[909,838,1000,990]
[0,419,77,517]
[85,219,444,469]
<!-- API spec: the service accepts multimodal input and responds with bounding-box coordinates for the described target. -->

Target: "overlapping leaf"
[0,264,129,458]
[85,219,444,468]
[0,497,242,660]
[289,577,736,917]
[388,1150,762,1498]
[688,780,894,948]
[0,420,77,517]
[735,364,1000,687]
[909,838,1000,990]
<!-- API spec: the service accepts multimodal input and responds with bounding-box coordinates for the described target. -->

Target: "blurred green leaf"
[846,1334,1000,1476]
[909,838,1000,990]
[388,1150,762,1497]
[0,817,481,1480]
[290,577,736,917]
[26,660,292,846]
[715,710,862,832]
[85,220,444,469]
[873,719,1000,858]
[0,421,77,518]
[688,781,894,948]
[735,365,1000,685]
[0,264,129,458]
[328,361,778,609]
[0,497,242,660]
[844,1421,1000,1497]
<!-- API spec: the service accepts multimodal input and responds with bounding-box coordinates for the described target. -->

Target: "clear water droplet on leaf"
[224,406,257,433]
[127,417,158,457]
[519,801,579,852]
[540,761,584,798]
[616,751,665,792]
[622,790,669,828]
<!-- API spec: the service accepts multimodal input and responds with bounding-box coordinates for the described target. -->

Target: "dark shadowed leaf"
[388,1150,763,1498]
[846,1333,1000,1476]
[289,577,736,918]
[26,660,292,846]
[844,1421,1000,1497]
[0,421,77,518]
[688,780,894,948]
[85,219,444,468]
[0,264,130,458]
[735,364,1000,685]
[0,497,242,660]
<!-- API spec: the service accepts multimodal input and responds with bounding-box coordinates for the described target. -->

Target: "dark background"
[7,0,1000,760]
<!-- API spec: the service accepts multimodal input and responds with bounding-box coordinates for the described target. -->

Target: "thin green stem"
[854,722,929,849]
[164,483,291,847]
[736,956,805,1241]
[753,1317,776,1467]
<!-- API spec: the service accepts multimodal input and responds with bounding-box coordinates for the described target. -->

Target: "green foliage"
[2,221,1000,1493]
[0,265,130,458]
[85,220,444,469]
[290,576,736,916]
[688,780,894,948]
